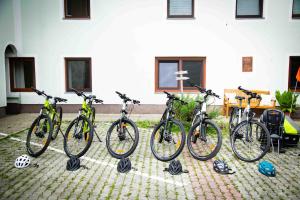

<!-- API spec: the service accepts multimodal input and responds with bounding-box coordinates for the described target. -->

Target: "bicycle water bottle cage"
[117,157,132,173]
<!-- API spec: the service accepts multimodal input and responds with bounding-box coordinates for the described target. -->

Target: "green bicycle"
[26,88,67,157]
[63,88,103,158]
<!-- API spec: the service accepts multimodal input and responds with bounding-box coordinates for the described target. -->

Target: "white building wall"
[0,0,18,108]
[2,0,300,106]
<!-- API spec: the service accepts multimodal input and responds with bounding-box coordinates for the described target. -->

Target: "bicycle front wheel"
[231,120,270,162]
[26,114,53,157]
[106,118,139,159]
[150,119,185,162]
[187,119,222,161]
[64,115,94,158]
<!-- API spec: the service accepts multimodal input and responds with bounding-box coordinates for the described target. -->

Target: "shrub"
[173,94,220,131]
[275,90,298,113]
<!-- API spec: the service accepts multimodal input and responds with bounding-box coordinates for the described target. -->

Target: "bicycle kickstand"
[93,126,102,142]
[59,128,67,140]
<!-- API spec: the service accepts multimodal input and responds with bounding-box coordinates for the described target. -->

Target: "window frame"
[288,56,300,91]
[292,0,300,19]
[65,57,92,92]
[9,57,36,92]
[167,0,194,18]
[155,57,206,93]
[64,0,90,19]
[235,0,264,19]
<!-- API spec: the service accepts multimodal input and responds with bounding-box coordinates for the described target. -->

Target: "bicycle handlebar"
[115,91,140,105]
[163,91,187,105]
[188,83,220,99]
[32,87,52,99]
[238,86,261,100]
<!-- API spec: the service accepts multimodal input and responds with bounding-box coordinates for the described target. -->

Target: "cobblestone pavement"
[0,114,300,199]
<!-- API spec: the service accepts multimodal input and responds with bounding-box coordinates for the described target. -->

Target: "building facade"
[0,0,300,115]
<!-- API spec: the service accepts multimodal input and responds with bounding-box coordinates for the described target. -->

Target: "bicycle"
[26,88,67,157]
[187,84,222,161]
[106,91,140,159]
[230,86,271,162]
[150,91,187,162]
[63,88,103,158]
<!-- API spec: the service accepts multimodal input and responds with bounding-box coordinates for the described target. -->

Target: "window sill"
[11,88,34,92]
[235,17,265,20]
[167,17,195,20]
[155,89,200,93]
[63,17,90,20]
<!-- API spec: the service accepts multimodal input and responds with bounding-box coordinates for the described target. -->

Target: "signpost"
[175,71,189,93]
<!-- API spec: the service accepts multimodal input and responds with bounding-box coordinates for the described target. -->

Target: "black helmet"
[66,157,80,171]
[213,160,235,175]
[117,157,131,173]
[168,160,183,175]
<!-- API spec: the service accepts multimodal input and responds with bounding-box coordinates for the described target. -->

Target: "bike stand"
[164,159,189,175]
[93,125,102,143]
[117,157,132,173]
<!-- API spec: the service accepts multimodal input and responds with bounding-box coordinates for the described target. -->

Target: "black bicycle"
[106,91,140,159]
[150,91,187,162]
[230,86,271,162]
[27,88,67,157]
[64,88,103,158]
[187,85,222,161]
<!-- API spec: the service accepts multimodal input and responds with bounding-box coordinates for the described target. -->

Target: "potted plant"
[275,90,299,115]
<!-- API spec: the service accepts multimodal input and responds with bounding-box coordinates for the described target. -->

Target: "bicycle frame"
[77,99,93,133]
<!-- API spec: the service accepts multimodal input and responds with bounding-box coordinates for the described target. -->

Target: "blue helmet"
[258,161,276,177]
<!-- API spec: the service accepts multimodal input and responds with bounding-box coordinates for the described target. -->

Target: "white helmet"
[15,155,30,168]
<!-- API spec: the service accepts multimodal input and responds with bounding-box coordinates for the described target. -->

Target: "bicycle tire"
[64,115,94,158]
[187,119,222,161]
[106,118,139,159]
[51,106,62,140]
[231,120,270,162]
[26,114,53,157]
[150,118,185,162]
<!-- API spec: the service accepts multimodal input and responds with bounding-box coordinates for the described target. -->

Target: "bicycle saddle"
[235,96,245,100]
[54,97,67,102]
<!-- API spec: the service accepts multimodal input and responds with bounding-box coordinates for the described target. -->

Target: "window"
[9,57,36,92]
[236,0,263,18]
[64,0,90,19]
[242,57,253,72]
[289,56,300,90]
[155,57,206,92]
[293,0,300,18]
[167,0,194,18]
[65,58,92,92]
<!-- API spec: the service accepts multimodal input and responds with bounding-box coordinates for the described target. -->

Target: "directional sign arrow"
[176,77,190,81]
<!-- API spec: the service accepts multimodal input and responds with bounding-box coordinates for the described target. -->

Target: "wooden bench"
[223,89,276,117]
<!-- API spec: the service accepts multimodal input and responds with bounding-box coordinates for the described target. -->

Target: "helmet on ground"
[117,157,131,173]
[258,161,276,177]
[168,160,183,175]
[66,156,80,171]
[15,155,30,168]
[213,160,235,175]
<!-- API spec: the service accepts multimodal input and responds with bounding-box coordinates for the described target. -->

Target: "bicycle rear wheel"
[150,119,185,162]
[231,120,270,162]
[106,118,139,159]
[187,119,222,161]
[64,115,93,158]
[26,114,53,157]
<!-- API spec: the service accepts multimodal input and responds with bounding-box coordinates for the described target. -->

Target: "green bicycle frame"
[80,100,93,133]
